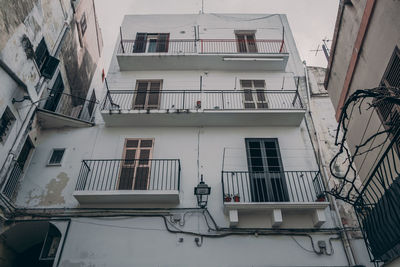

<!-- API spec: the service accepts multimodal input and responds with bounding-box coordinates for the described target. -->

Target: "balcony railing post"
[221,90,225,109]
[182,90,185,109]
[120,27,125,53]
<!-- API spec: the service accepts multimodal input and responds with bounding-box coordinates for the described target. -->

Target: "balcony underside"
[73,190,180,205]
[223,202,330,212]
[117,53,289,71]
[101,109,305,126]
[37,109,94,129]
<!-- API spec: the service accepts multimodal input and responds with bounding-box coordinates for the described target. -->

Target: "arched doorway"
[0,221,62,267]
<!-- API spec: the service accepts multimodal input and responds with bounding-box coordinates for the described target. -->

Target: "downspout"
[303,62,356,266]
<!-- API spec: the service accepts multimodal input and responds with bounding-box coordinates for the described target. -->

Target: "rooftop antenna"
[309,44,322,56]
[322,38,331,61]
[309,38,331,62]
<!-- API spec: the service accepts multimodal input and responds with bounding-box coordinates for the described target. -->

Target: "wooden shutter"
[41,56,60,79]
[246,34,258,53]
[133,80,162,109]
[35,38,49,68]
[236,34,247,53]
[156,33,169,52]
[147,81,161,108]
[377,47,400,141]
[133,81,148,109]
[118,139,138,190]
[133,33,147,53]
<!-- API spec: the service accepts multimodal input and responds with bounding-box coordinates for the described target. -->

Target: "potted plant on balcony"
[224,194,232,202]
[233,194,240,202]
[316,193,326,202]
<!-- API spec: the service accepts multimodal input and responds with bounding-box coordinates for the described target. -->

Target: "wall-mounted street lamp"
[194,175,211,208]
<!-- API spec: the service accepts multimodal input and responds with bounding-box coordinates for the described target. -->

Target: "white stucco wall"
[5,13,353,266]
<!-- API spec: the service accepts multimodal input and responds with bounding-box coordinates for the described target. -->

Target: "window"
[118,139,154,190]
[132,33,169,53]
[245,138,288,202]
[39,224,61,261]
[240,80,268,109]
[0,107,16,143]
[80,13,87,36]
[132,80,162,109]
[377,46,400,148]
[235,32,257,53]
[34,38,59,79]
[48,149,65,166]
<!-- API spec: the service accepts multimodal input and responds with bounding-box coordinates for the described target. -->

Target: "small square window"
[0,107,16,143]
[48,149,65,166]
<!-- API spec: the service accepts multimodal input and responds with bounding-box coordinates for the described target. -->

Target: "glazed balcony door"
[241,80,269,109]
[245,138,289,202]
[118,139,154,190]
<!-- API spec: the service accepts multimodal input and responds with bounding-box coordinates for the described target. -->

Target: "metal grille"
[222,171,325,203]
[355,131,400,262]
[75,159,181,192]
[102,90,303,111]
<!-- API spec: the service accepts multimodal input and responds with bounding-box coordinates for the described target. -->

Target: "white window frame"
[47,148,66,166]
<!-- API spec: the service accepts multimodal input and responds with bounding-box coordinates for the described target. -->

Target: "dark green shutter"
[133,33,147,53]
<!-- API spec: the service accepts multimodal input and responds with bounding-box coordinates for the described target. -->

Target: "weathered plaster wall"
[60,0,102,99]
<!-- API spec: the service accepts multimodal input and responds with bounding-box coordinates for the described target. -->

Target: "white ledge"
[73,190,180,204]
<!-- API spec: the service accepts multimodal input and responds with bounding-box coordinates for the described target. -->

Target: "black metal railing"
[221,171,326,203]
[117,39,287,54]
[39,90,98,123]
[75,159,181,192]
[2,162,23,199]
[102,90,303,111]
[354,132,400,262]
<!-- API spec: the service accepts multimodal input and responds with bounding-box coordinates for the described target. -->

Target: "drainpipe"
[303,62,356,266]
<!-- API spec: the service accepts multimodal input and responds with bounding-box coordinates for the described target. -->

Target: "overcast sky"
[95,0,339,71]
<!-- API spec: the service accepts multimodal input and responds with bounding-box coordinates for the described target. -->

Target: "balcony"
[354,132,400,262]
[37,90,97,128]
[221,171,329,227]
[116,39,289,71]
[73,159,181,205]
[101,90,305,126]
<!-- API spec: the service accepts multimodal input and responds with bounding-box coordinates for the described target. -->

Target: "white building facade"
[1,13,370,266]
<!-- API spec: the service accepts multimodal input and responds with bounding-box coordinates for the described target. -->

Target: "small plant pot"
[233,195,240,202]
[224,196,232,202]
[316,194,326,202]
